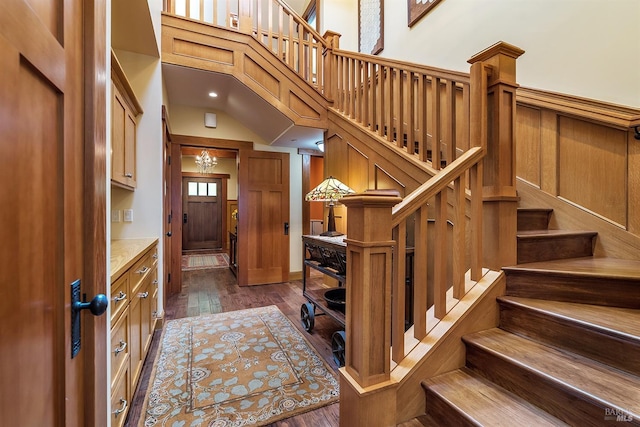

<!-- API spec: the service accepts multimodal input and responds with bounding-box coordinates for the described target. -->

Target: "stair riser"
[464,343,634,427]
[424,389,478,427]
[504,271,640,308]
[517,235,594,264]
[517,210,551,231]
[499,302,640,376]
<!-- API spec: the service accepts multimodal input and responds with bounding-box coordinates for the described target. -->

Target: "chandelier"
[195,149,217,174]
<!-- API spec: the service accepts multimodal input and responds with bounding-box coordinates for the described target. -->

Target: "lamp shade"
[305,176,354,237]
[305,176,354,202]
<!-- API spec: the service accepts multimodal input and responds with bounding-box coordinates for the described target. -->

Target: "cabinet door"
[128,291,142,391]
[111,84,136,189]
[111,84,127,187]
[124,110,136,187]
[140,277,152,356]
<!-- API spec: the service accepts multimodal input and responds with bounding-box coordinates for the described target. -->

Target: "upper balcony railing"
[330,50,471,170]
[164,0,330,94]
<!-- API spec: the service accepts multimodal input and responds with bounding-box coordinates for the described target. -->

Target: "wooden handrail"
[391,146,484,226]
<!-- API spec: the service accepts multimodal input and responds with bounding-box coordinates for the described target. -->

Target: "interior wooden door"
[162,109,174,298]
[182,176,224,251]
[0,0,101,425]
[238,150,290,286]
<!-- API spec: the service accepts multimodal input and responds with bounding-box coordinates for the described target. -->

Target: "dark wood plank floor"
[124,266,342,427]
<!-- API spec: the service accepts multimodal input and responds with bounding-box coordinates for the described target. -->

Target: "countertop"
[111,238,158,283]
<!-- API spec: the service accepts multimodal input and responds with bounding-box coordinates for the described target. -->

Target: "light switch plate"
[111,210,121,223]
[123,209,133,222]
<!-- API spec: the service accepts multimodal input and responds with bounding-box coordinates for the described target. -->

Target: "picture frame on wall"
[408,0,443,27]
[359,0,384,55]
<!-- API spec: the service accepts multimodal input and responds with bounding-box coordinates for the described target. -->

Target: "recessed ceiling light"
[208,92,218,98]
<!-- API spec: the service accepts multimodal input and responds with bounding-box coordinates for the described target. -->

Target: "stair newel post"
[323,30,340,102]
[468,41,525,270]
[339,190,402,427]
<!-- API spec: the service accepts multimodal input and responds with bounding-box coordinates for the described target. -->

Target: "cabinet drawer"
[110,364,130,427]
[130,250,153,294]
[110,310,130,391]
[110,273,129,323]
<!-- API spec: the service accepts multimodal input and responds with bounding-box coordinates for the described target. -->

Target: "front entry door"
[238,150,290,286]
[182,177,224,250]
[0,0,101,424]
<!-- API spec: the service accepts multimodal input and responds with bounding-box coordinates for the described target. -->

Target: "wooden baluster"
[354,58,361,122]
[298,24,304,75]
[430,76,441,169]
[394,68,403,148]
[368,62,376,132]
[385,66,393,142]
[267,0,273,53]
[256,0,262,43]
[336,55,343,112]
[470,162,483,281]
[417,74,427,162]
[315,41,322,88]
[361,59,369,127]
[461,82,471,153]
[452,175,466,299]
[288,13,294,68]
[413,204,427,340]
[434,190,447,319]
[277,4,283,61]
[345,57,351,116]
[377,65,385,138]
[405,71,415,155]
[392,222,406,363]
[445,80,456,164]
[350,57,357,120]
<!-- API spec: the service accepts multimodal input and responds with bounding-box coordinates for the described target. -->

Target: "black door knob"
[166,231,172,237]
[73,294,108,316]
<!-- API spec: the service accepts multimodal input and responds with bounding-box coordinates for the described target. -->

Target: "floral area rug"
[139,305,339,426]
[181,253,230,271]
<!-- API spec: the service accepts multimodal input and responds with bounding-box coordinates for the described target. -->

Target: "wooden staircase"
[414,208,640,426]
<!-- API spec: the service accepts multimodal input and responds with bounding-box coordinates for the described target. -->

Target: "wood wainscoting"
[515,87,640,240]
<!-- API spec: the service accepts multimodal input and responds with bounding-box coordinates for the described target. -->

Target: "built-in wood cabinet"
[111,51,143,190]
[110,238,158,427]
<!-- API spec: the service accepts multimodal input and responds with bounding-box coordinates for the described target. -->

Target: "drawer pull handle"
[113,291,127,302]
[152,253,158,259]
[152,279,158,286]
[152,310,158,318]
[124,173,133,178]
[114,340,127,355]
[140,291,149,299]
[136,266,150,275]
[112,398,128,417]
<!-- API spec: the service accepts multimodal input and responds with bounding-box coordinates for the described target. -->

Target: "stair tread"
[423,369,569,426]
[463,328,640,414]
[498,296,640,339]
[505,256,640,280]
[517,229,597,237]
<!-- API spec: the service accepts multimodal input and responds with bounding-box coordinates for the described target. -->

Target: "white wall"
[320,0,358,52]
[169,104,305,274]
[378,0,639,108]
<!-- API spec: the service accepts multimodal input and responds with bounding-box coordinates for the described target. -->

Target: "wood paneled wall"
[515,88,640,238]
